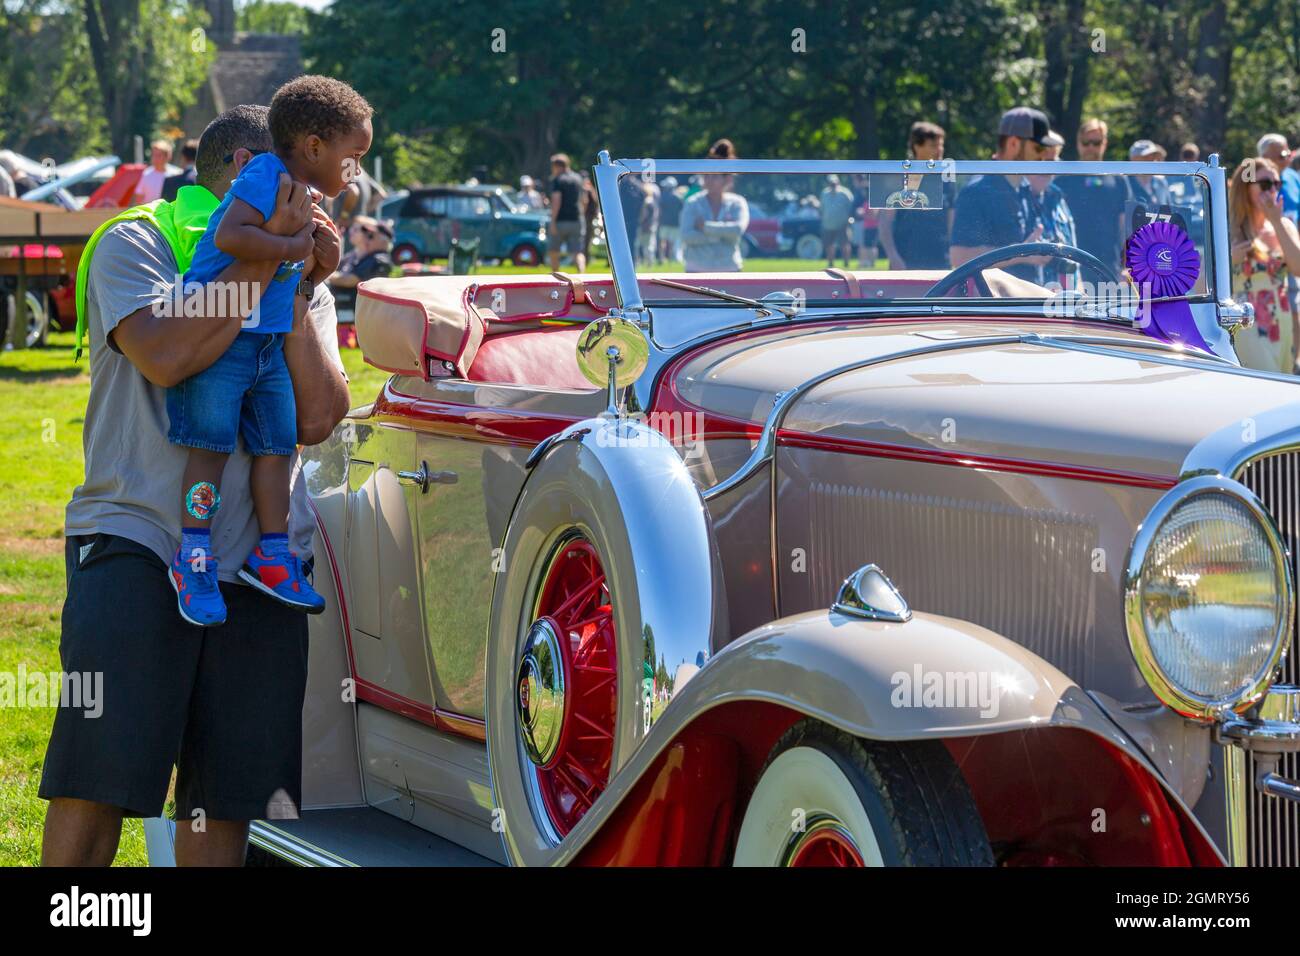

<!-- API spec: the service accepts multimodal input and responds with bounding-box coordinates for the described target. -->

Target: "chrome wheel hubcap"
[517,618,566,767]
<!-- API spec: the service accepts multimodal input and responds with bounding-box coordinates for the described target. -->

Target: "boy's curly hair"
[268,74,373,152]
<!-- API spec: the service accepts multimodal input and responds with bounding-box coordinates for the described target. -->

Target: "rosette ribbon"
[1125,221,1210,352]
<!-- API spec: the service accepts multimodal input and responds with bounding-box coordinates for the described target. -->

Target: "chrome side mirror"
[1217,298,1254,332]
[576,313,649,415]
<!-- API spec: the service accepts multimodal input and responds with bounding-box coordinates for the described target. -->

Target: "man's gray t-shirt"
[65,219,345,581]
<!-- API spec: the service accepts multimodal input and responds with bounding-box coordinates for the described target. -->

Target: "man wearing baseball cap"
[1128,139,1172,206]
[950,107,1063,273]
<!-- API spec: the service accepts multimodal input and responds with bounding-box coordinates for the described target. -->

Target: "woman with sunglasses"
[1229,156,1300,373]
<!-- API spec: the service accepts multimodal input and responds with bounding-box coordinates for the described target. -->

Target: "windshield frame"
[590,152,1229,322]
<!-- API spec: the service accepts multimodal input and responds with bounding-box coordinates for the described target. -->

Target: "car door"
[388,376,604,722]
[410,192,452,257]
[451,194,495,254]
[407,432,514,720]
[345,420,437,707]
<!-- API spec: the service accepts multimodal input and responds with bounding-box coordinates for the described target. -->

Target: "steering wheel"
[924,241,1121,298]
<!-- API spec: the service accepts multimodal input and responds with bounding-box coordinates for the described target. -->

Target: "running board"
[249,805,499,867]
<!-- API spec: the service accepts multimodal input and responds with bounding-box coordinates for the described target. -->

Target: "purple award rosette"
[1125,221,1210,351]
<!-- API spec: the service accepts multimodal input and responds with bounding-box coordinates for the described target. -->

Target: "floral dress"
[1234,253,1296,374]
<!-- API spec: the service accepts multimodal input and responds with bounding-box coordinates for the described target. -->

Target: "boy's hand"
[264,175,314,237]
[307,207,342,283]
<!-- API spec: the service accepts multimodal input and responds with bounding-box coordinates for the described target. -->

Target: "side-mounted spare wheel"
[735,718,995,866]
[486,416,720,866]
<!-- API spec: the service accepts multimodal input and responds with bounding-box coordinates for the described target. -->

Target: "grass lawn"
[0,330,388,867]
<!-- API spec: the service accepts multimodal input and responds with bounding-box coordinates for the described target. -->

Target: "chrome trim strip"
[703,330,1261,504]
[1023,333,1237,368]
[1207,162,1232,327]
[1182,406,1300,481]
[248,820,357,867]
[1224,747,1250,866]
[593,152,643,313]
[702,334,1029,502]
[614,158,1214,177]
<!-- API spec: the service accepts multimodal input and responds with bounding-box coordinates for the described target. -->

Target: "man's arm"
[286,208,350,445]
[215,195,314,262]
[285,292,350,444]
[112,176,315,387]
[878,209,903,268]
[947,244,991,268]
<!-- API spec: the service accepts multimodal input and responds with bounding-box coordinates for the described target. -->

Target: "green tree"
[236,0,310,34]
[0,2,107,159]
[81,0,213,156]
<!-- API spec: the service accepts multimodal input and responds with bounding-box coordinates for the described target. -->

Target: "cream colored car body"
[249,252,1300,868]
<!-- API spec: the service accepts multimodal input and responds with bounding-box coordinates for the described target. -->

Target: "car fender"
[551,607,1224,864]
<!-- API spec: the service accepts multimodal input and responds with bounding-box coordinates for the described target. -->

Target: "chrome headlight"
[1124,476,1292,721]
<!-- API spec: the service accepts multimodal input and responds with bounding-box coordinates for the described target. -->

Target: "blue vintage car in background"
[379,184,548,266]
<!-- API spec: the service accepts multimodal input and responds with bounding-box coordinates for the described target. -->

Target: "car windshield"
[594,158,1220,320]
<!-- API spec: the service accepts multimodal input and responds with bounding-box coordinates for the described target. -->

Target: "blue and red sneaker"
[238,537,325,614]
[169,547,227,627]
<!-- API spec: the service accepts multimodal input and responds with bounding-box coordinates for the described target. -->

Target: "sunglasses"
[1257,180,1280,191]
[222,148,268,165]
[1079,139,1104,147]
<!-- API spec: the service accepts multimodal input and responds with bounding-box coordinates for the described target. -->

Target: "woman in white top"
[680,139,750,273]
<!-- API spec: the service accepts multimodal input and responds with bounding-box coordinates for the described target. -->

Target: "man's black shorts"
[39,533,309,821]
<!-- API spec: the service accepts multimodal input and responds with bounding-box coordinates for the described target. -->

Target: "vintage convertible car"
[145,153,1300,867]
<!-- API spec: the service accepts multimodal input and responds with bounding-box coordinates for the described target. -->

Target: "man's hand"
[264,175,315,238]
[307,207,342,284]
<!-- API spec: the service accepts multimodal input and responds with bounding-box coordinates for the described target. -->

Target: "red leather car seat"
[466,325,592,389]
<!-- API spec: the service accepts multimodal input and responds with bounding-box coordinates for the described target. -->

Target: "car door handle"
[396,461,458,493]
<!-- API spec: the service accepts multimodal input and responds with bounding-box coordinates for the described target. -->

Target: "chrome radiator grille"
[1235,451,1300,867]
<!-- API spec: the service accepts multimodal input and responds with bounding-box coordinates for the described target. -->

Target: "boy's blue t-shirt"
[184,153,304,334]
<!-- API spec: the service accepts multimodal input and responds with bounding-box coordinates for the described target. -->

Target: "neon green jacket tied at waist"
[74,185,218,359]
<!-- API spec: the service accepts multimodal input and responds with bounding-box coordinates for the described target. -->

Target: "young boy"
[167,75,372,626]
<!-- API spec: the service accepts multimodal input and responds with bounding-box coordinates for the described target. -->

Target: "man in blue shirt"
[1263,134,1300,224]
[950,107,1063,281]
[1055,119,1130,272]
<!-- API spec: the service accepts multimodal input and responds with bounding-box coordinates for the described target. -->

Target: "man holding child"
[39,78,367,866]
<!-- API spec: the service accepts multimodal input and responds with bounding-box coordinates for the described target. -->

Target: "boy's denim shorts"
[166,331,297,456]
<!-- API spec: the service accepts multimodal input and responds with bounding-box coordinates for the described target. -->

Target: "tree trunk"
[82,0,145,158]
[1043,0,1091,156]
[1192,0,1229,154]
[852,92,880,159]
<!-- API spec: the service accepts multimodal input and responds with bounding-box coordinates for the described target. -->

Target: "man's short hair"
[195,104,273,190]
[909,121,945,149]
[268,74,373,153]
[180,139,199,164]
[151,139,173,154]
[1078,118,1107,137]
[551,153,570,169]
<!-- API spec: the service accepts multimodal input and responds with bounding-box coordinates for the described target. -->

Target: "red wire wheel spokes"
[530,535,617,838]
[786,821,866,867]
